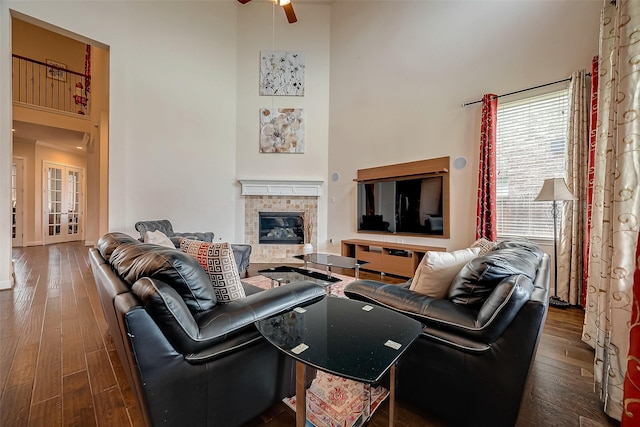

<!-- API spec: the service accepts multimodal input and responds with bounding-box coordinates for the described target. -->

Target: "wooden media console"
[341,239,445,278]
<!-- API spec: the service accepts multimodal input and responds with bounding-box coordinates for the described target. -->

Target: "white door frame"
[43,161,85,244]
[11,157,25,247]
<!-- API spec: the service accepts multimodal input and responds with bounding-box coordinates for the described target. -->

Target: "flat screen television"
[357,176,445,236]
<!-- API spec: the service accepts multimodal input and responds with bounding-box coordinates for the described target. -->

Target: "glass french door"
[12,158,24,247]
[43,162,84,244]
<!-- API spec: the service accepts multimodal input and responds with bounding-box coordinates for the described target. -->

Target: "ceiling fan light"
[274,0,291,6]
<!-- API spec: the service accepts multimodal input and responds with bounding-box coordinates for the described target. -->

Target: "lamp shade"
[534,178,577,202]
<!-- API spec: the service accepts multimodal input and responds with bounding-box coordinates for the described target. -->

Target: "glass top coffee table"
[258,266,341,293]
[294,253,368,279]
[255,296,423,426]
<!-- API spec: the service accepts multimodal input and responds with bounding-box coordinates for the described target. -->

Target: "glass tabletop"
[294,253,368,270]
[258,266,341,288]
[255,296,423,384]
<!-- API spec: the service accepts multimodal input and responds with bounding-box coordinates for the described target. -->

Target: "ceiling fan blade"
[237,0,252,4]
[283,3,297,24]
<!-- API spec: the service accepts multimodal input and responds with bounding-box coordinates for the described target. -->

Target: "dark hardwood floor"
[1,242,620,426]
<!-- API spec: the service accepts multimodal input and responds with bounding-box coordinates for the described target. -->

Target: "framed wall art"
[260,51,305,96]
[259,108,305,153]
[46,60,67,81]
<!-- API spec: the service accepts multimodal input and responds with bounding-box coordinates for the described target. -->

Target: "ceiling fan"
[238,0,297,24]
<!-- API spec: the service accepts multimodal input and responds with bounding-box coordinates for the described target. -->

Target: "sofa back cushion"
[491,237,543,261]
[109,242,217,313]
[448,241,541,307]
[131,277,200,352]
[476,274,535,343]
[97,232,141,261]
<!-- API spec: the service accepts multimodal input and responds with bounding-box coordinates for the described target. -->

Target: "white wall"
[0,0,602,288]
[235,2,331,249]
[327,1,601,252]
[2,1,330,246]
[1,1,240,245]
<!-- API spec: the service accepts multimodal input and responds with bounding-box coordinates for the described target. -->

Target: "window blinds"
[495,90,569,239]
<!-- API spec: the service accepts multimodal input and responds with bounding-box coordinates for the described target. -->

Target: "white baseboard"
[2,259,16,289]
[85,240,95,247]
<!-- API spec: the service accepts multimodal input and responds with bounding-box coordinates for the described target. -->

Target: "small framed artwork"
[46,60,67,82]
[259,108,305,153]
[260,51,305,96]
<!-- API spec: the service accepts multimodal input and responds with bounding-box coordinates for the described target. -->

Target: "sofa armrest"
[196,281,326,337]
[133,277,325,355]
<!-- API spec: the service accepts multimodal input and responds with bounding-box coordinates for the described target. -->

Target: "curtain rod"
[462,73,591,107]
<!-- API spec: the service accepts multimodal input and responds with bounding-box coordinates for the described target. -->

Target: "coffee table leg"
[389,364,396,427]
[296,361,306,427]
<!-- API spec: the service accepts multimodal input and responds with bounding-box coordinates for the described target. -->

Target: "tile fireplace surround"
[244,195,318,263]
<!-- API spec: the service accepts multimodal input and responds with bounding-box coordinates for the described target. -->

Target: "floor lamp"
[534,178,577,308]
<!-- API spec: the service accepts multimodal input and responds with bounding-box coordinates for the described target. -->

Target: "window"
[495,90,569,239]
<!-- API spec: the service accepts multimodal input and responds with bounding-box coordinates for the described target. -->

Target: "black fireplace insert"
[259,212,304,244]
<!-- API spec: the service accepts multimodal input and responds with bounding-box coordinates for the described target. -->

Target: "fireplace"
[259,212,304,245]
[244,194,318,262]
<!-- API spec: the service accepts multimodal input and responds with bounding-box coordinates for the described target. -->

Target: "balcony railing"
[12,54,90,116]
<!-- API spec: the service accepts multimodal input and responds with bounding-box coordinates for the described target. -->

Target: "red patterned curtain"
[582,55,598,308]
[622,231,640,425]
[476,94,498,241]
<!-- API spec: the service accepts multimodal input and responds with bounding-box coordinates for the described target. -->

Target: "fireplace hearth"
[259,212,304,245]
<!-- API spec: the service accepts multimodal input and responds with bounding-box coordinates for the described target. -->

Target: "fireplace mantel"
[239,179,323,197]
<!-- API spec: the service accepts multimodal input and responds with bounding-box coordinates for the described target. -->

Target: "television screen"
[357,176,444,236]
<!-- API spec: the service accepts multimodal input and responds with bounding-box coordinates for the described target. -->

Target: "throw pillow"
[410,247,481,298]
[470,238,496,256]
[144,230,175,248]
[180,239,246,302]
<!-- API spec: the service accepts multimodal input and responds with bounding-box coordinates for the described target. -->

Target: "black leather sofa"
[89,232,325,427]
[344,238,550,427]
[134,219,253,277]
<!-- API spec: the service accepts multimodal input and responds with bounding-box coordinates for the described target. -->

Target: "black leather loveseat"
[344,238,550,427]
[89,232,325,427]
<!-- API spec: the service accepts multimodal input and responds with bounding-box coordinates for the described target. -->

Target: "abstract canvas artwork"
[260,51,305,96]
[259,108,305,153]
